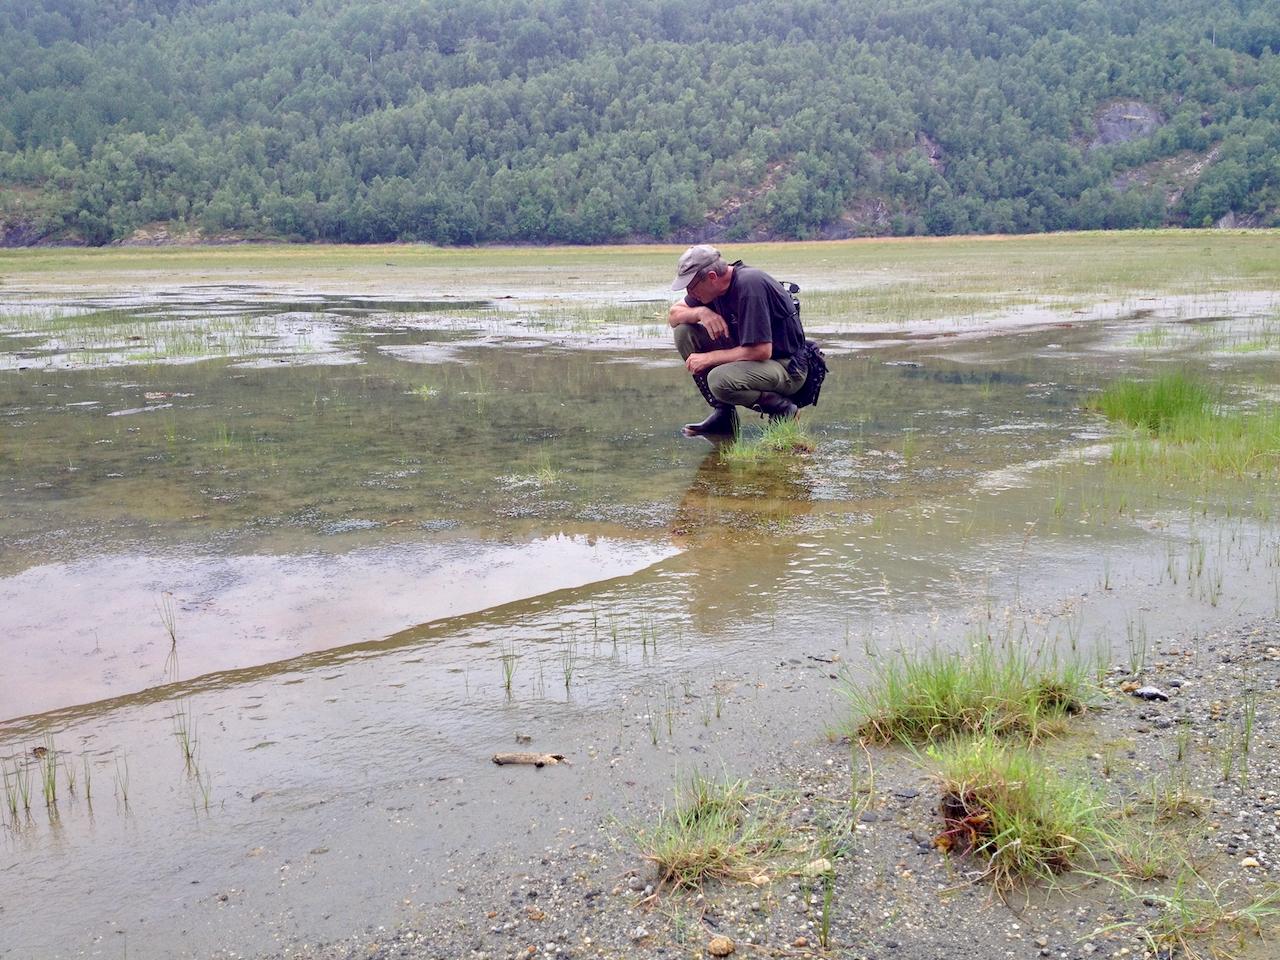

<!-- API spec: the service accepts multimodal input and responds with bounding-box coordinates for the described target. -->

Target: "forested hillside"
[1,0,1278,245]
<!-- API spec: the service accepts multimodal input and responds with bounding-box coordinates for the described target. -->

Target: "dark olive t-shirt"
[684,262,806,360]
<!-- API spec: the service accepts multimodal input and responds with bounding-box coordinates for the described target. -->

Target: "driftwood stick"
[491,752,568,768]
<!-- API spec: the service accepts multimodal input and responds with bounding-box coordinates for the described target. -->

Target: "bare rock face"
[1090,100,1163,150]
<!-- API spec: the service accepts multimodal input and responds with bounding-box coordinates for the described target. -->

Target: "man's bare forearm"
[668,303,717,327]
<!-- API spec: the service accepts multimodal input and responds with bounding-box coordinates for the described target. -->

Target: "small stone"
[893,787,920,800]
[1241,857,1261,868]
[630,927,649,942]
[707,935,736,956]
[802,859,833,877]
[793,937,808,948]
[859,810,879,823]
[1133,686,1169,702]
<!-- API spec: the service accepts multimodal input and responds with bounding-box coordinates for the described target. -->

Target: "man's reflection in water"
[669,445,816,636]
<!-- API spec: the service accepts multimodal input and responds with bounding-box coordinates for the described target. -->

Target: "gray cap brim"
[670,269,700,291]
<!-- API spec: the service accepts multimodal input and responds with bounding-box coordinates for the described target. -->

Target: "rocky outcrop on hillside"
[1090,100,1163,149]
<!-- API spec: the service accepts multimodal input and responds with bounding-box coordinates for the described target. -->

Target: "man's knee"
[706,367,738,404]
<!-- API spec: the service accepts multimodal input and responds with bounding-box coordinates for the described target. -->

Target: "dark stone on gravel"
[1133,685,1169,701]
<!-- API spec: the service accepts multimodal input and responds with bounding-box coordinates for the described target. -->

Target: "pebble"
[1132,686,1169,701]
[707,935,735,956]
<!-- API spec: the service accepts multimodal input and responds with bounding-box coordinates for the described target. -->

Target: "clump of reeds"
[1089,371,1212,432]
[1089,372,1280,478]
[843,642,1089,745]
[931,736,1107,889]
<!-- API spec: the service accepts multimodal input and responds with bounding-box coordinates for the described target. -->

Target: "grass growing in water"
[843,642,1089,745]
[719,417,815,465]
[1090,372,1280,478]
[1090,371,1212,432]
[931,736,1107,889]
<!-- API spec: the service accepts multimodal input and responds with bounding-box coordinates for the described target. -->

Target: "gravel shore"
[256,616,1280,960]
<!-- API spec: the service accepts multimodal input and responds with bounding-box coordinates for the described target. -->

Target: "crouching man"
[668,244,808,438]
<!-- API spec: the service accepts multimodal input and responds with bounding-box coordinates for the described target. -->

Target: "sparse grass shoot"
[114,754,130,809]
[1102,869,1280,960]
[40,737,58,809]
[498,643,518,695]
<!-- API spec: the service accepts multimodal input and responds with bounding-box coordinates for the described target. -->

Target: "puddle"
[1,290,1279,958]
[0,535,676,720]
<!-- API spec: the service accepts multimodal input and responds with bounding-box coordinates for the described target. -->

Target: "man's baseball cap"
[670,244,721,290]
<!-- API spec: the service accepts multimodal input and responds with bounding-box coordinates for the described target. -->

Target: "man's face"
[686,270,721,303]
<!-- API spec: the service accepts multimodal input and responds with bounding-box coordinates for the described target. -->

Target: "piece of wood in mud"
[491,752,568,767]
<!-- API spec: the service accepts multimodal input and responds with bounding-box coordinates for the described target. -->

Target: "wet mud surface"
[2,285,1279,959]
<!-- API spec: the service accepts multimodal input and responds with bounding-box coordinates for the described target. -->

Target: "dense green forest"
[1,0,1278,245]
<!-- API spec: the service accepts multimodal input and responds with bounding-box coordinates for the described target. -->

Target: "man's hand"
[685,352,716,376]
[696,310,729,341]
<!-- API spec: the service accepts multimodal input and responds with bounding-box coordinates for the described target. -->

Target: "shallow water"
[2,289,1279,958]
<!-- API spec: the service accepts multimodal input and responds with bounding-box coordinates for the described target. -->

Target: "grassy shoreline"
[1,231,1277,316]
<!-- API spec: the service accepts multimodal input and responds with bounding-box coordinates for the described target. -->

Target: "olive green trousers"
[673,324,806,407]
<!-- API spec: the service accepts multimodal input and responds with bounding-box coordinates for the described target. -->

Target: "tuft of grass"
[843,641,1089,745]
[636,775,779,892]
[719,417,815,465]
[931,736,1107,889]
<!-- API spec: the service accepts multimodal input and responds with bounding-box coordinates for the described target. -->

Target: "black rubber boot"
[682,404,739,438]
[752,391,798,421]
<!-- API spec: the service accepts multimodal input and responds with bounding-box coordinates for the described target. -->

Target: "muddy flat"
[1,236,1279,959]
